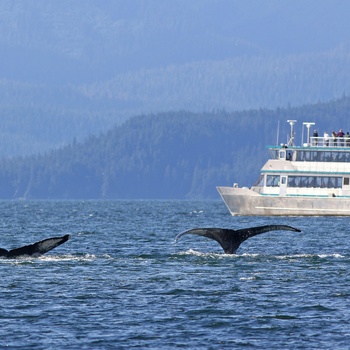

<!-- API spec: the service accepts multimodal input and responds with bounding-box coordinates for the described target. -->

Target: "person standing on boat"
[346,132,350,147]
[338,129,345,146]
[313,130,318,145]
[324,131,329,146]
[332,131,337,146]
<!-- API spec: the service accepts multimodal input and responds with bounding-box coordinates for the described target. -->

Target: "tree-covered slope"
[1,1,350,158]
[1,97,350,200]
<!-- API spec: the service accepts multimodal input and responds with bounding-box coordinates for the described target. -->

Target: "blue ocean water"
[0,200,349,349]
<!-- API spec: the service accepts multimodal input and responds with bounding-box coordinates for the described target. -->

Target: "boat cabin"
[252,121,350,197]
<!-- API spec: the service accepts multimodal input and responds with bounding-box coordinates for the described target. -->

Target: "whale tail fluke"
[0,248,9,257]
[176,225,301,254]
[1,234,71,258]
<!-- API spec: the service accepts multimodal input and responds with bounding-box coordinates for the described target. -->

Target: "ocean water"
[0,200,349,349]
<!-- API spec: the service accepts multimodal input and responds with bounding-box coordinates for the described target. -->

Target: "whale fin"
[175,225,301,254]
[4,234,71,258]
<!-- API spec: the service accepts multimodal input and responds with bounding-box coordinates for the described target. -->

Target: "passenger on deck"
[346,132,350,147]
[338,129,345,146]
[332,131,337,146]
[324,132,329,146]
[313,130,318,145]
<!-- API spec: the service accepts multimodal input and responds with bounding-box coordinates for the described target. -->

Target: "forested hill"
[2,1,350,158]
[1,97,350,200]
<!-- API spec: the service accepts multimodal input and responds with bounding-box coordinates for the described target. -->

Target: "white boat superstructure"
[217,120,350,216]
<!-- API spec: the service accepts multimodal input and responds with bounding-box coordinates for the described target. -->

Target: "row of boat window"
[272,150,350,162]
[265,175,344,188]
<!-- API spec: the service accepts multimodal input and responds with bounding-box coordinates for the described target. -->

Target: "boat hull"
[217,186,350,216]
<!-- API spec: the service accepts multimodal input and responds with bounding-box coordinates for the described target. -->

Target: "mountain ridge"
[1,0,350,158]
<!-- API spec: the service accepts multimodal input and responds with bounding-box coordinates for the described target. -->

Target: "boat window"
[279,151,285,159]
[307,177,316,187]
[266,175,280,187]
[315,177,322,187]
[293,149,350,163]
[321,177,329,188]
[300,176,308,187]
[304,151,311,161]
[344,177,350,186]
[329,177,336,188]
[288,177,296,187]
[288,176,342,188]
[253,174,264,187]
[269,150,279,159]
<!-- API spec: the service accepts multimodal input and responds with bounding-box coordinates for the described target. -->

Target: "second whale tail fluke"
[0,234,71,258]
[175,225,301,254]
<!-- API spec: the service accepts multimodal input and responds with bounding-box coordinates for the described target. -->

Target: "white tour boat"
[217,120,350,216]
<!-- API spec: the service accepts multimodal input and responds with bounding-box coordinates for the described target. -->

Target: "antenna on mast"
[287,120,297,146]
[276,120,280,145]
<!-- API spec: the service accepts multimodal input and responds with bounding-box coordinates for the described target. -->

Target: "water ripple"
[0,200,350,349]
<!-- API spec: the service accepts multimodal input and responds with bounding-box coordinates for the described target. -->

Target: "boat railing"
[310,136,350,148]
